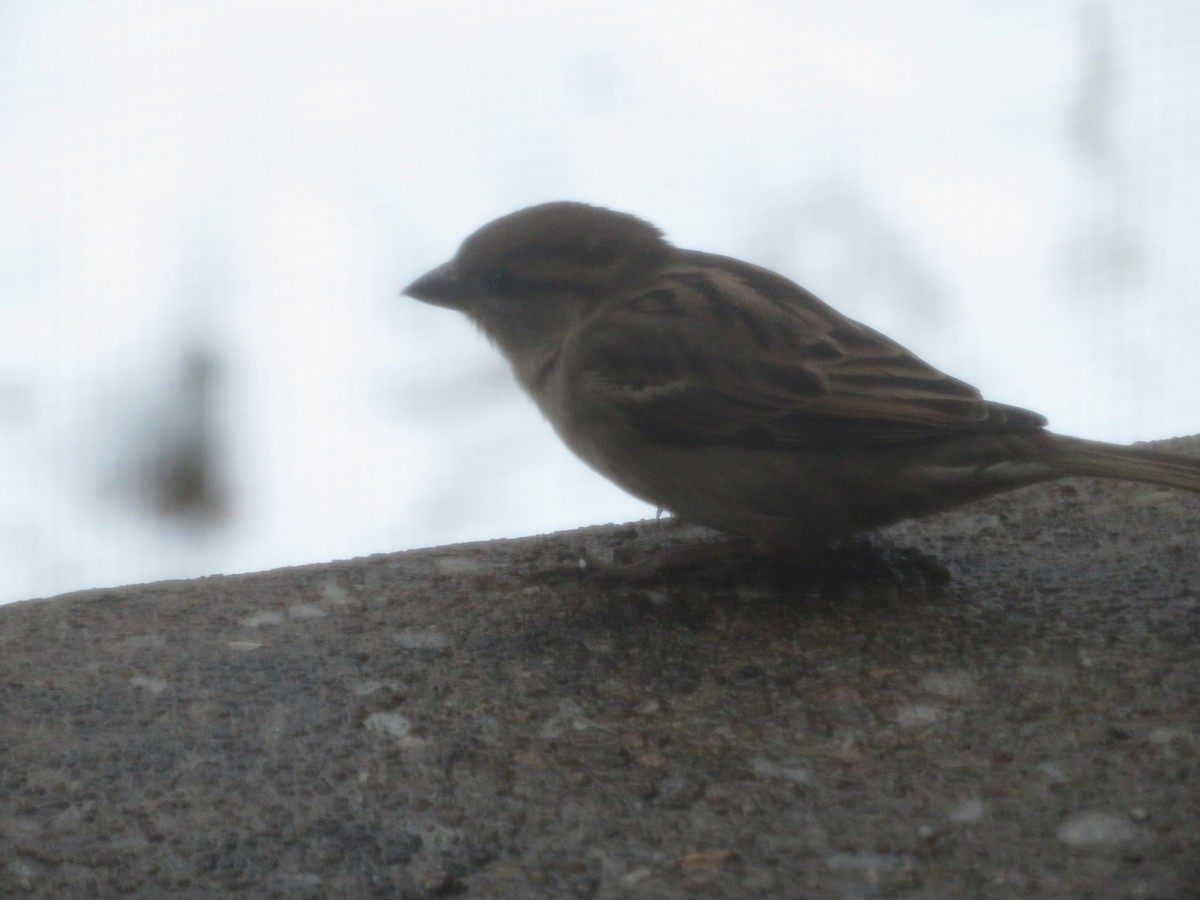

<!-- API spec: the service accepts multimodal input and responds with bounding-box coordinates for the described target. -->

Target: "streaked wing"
[570,251,1047,448]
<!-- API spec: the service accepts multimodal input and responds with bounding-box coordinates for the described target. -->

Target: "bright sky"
[2,1,1197,603]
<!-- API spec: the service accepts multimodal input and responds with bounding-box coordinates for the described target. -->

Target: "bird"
[404,201,1199,551]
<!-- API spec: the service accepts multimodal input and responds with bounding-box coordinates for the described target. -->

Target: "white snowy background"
[2,1,1197,603]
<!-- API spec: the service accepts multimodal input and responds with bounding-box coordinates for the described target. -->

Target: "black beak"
[403,261,464,310]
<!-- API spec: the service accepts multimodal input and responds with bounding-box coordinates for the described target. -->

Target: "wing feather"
[570,252,1046,449]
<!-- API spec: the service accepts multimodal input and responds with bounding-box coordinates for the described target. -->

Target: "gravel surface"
[2,437,1198,898]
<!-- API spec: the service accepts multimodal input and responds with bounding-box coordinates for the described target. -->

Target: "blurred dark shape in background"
[127,343,230,530]
[1060,1,1144,298]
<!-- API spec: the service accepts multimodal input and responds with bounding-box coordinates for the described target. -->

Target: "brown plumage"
[405,202,1199,549]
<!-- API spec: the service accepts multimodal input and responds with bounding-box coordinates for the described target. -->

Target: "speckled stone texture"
[2,437,1198,898]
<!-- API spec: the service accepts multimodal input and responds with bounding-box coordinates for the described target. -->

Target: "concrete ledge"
[2,437,1198,897]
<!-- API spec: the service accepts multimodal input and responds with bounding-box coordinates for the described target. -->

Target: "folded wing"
[570,252,1047,449]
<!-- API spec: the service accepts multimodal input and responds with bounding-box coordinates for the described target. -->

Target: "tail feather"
[1052,436,1200,493]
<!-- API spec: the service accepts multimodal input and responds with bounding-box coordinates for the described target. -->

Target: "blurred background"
[2,1,1197,604]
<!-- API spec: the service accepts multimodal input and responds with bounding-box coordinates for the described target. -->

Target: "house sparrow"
[404,202,1199,550]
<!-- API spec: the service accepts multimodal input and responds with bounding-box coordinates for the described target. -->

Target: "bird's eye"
[582,235,618,266]
[482,266,515,299]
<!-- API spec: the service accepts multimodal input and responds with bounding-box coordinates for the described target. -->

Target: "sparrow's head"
[404,202,670,360]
